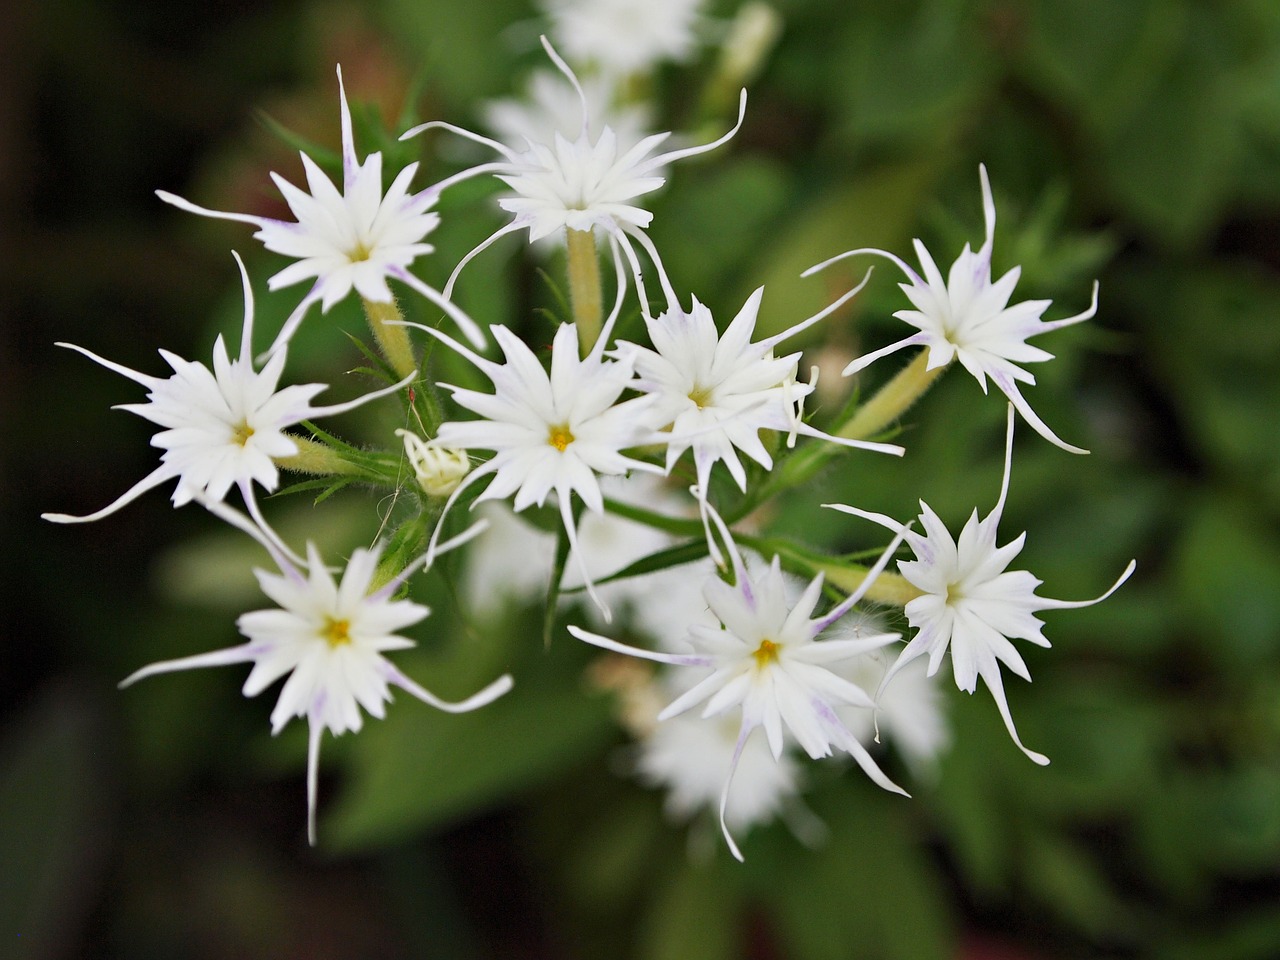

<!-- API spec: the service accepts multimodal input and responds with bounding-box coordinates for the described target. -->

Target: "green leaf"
[763,783,953,960]
[324,634,615,851]
[1175,494,1280,670]
[254,109,341,172]
[646,158,790,297]
[638,858,740,960]
[1017,677,1163,817]
[931,692,1022,894]
[1020,827,1128,938]
[745,161,942,349]
[588,540,713,589]
[826,0,993,148]
[1019,0,1188,133]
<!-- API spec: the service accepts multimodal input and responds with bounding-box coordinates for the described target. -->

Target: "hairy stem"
[363,296,417,381]
[810,559,922,607]
[276,436,362,476]
[838,351,946,441]
[566,227,603,355]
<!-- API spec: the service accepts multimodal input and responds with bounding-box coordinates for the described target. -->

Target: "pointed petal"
[389,666,514,714]
[43,463,179,524]
[719,720,753,862]
[1036,559,1136,611]
[981,662,1049,765]
[119,642,260,688]
[568,625,715,666]
[306,716,324,845]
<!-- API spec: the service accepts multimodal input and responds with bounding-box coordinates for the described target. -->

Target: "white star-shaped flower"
[561,474,689,626]
[804,165,1100,453]
[828,406,1136,764]
[119,538,512,845]
[42,253,411,548]
[834,641,950,774]
[484,68,651,154]
[637,675,804,837]
[571,507,911,860]
[616,283,904,497]
[402,37,745,317]
[157,65,484,351]
[403,319,663,619]
[542,0,706,77]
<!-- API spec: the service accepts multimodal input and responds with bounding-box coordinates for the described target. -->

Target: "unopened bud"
[718,2,783,90]
[396,429,470,497]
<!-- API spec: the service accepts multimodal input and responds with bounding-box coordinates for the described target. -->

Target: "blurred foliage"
[5,0,1280,958]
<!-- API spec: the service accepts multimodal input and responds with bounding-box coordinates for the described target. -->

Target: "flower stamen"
[687,384,714,409]
[752,638,780,670]
[323,616,352,648]
[231,421,256,446]
[548,424,575,451]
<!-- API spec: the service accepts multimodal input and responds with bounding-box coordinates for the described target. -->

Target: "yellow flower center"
[752,638,780,670]
[231,420,255,446]
[349,240,372,263]
[687,384,714,409]
[323,616,352,648]
[548,424,575,452]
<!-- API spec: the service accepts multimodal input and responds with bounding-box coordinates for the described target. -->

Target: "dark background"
[5,1,1280,958]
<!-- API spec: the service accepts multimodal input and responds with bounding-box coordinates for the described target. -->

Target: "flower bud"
[395,429,469,497]
[718,2,783,90]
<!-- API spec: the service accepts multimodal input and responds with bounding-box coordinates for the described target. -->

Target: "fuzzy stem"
[276,436,362,476]
[815,561,922,607]
[566,228,603,355]
[838,351,946,441]
[363,297,417,381]
[369,508,439,593]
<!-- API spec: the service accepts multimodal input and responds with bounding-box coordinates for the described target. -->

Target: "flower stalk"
[363,296,418,381]
[566,227,604,355]
[276,436,363,477]
[838,351,945,441]
[813,559,922,607]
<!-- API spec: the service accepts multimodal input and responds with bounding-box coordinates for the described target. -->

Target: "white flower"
[542,0,707,77]
[405,320,663,619]
[561,474,698,628]
[396,428,469,497]
[833,638,950,774]
[119,540,513,845]
[157,65,484,351]
[804,164,1100,453]
[571,509,911,860]
[463,502,559,617]
[42,253,410,546]
[484,68,651,153]
[828,406,1136,765]
[401,38,745,317]
[616,283,904,497]
[628,557,721,644]
[637,679,802,836]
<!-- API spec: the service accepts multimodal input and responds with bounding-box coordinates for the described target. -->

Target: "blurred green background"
[5,0,1280,957]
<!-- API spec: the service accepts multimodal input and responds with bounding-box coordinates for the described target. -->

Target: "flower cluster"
[47,2,1133,859]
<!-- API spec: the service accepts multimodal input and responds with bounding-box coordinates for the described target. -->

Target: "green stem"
[276,436,362,476]
[805,558,922,607]
[838,351,947,441]
[362,297,417,381]
[743,535,921,608]
[566,227,603,355]
[601,498,921,608]
[369,507,438,593]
